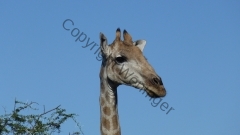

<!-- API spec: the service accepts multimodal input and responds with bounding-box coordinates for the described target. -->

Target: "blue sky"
[1,1,240,135]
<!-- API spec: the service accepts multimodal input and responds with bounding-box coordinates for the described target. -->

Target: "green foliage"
[0,99,83,135]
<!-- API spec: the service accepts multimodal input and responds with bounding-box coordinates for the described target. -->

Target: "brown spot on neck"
[112,114,119,130]
[103,106,111,116]
[101,117,110,131]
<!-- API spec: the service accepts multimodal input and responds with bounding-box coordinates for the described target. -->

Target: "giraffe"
[99,28,166,135]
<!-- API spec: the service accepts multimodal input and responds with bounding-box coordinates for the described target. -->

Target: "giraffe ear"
[133,40,146,52]
[100,32,109,57]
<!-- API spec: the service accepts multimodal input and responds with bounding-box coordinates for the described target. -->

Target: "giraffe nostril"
[152,77,163,85]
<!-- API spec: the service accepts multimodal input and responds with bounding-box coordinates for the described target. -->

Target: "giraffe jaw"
[125,80,166,98]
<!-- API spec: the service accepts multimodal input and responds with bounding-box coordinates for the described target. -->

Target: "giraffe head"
[100,28,166,98]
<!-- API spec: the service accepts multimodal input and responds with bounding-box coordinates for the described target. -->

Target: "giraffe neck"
[100,68,121,135]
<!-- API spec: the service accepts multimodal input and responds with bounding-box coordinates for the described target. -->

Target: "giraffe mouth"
[145,88,160,98]
[118,78,166,98]
[145,85,166,98]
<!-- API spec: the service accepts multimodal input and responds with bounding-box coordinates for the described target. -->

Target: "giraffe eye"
[115,56,127,64]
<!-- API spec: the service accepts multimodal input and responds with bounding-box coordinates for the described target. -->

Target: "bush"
[0,99,83,135]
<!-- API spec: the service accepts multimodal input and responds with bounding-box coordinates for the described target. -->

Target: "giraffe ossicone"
[99,28,166,135]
